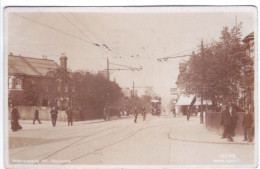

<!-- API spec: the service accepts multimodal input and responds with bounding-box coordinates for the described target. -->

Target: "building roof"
[242,32,254,43]
[8,54,59,76]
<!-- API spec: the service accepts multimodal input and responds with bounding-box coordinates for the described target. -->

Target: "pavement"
[6,114,256,167]
[168,115,254,145]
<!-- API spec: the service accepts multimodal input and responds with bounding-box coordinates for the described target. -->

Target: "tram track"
[9,119,128,157]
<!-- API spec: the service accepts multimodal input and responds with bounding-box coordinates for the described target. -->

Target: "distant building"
[97,70,108,79]
[144,86,156,97]
[122,87,131,98]
[175,61,195,114]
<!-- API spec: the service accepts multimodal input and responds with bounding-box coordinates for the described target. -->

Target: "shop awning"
[176,94,195,106]
[194,97,212,105]
[151,99,159,103]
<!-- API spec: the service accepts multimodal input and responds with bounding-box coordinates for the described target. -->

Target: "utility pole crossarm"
[157,54,193,62]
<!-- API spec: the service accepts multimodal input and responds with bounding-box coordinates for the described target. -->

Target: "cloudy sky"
[6,7,256,105]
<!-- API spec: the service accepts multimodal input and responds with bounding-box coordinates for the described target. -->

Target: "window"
[14,78,22,90]
[8,77,13,89]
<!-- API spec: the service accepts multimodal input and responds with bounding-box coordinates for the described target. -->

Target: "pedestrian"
[103,106,107,120]
[50,107,58,127]
[107,107,110,120]
[66,107,73,126]
[172,107,176,117]
[242,110,254,142]
[220,105,227,138]
[142,106,146,121]
[33,107,42,124]
[228,102,238,137]
[186,107,190,121]
[134,106,138,123]
[10,104,22,132]
[220,105,233,142]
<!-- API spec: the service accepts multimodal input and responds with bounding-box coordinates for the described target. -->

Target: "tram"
[151,96,161,116]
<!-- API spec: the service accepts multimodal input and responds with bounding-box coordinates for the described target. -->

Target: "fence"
[205,112,245,135]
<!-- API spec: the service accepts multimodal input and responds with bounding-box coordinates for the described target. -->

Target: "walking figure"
[50,107,58,127]
[33,107,41,124]
[142,106,146,121]
[242,110,254,142]
[10,104,22,132]
[134,107,138,123]
[103,106,107,120]
[66,107,73,126]
[186,107,190,121]
[171,107,176,117]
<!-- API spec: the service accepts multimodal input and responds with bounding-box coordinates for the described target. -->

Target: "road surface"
[7,114,256,167]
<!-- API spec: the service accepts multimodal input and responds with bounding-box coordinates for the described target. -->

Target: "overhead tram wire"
[70,13,105,45]
[71,13,108,46]
[14,14,143,73]
[61,14,142,70]
[15,13,113,60]
[14,14,94,46]
[82,13,147,60]
[59,13,96,44]
[59,14,142,71]
[70,13,152,63]
[69,13,141,64]
[59,13,109,56]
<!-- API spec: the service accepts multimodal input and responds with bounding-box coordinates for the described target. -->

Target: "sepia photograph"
[4,6,258,168]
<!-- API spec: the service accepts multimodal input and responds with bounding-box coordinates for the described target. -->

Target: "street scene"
[5,6,257,168]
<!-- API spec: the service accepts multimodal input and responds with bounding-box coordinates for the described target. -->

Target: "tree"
[184,23,251,109]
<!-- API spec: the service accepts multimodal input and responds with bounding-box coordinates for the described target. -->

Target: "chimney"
[60,53,67,71]
[42,55,47,60]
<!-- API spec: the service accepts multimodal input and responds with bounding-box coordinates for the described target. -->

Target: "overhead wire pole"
[200,39,204,124]
[133,81,135,97]
[107,57,110,81]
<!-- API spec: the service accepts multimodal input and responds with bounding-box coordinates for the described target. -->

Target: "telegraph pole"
[200,39,204,124]
[107,57,110,81]
[132,81,135,97]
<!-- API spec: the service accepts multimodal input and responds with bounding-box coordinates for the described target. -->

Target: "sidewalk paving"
[169,116,254,145]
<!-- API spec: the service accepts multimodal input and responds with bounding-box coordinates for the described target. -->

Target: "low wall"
[8,106,69,121]
[205,112,245,135]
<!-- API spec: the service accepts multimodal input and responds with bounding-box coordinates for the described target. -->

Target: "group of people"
[103,106,147,123]
[48,106,74,127]
[10,105,74,132]
[221,102,254,142]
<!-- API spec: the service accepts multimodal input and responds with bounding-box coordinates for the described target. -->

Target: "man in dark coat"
[50,107,58,127]
[11,105,22,132]
[172,108,176,117]
[33,107,41,124]
[186,107,190,121]
[228,103,238,137]
[103,106,107,121]
[242,110,254,142]
[221,105,233,142]
[66,107,73,126]
[134,107,138,123]
[142,106,146,121]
